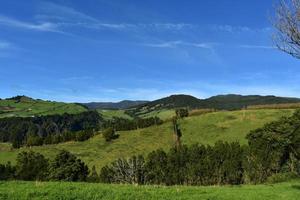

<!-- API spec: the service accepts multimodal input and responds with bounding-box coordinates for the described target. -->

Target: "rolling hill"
[83,100,149,110]
[0,108,294,170]
[0,95,88,118]
[126,94,300,117]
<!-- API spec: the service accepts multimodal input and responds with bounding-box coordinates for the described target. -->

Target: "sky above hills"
[0,0,299,102]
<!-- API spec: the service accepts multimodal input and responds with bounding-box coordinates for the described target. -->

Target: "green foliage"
[0,111,102,147]
[15,151,48,181]
[48,150,89,181]
[244,110,300,183]
[103,128,119,142]
[266,172,299,184]
[176,108,189,118]
[88,165,99,182]
[0,162,15,180]
[100,142,245,186]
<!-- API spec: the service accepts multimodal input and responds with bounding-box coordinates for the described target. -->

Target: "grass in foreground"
[0,109,295,171]
[0,180,299,200]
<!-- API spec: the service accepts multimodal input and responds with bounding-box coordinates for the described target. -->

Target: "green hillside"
[126,94,300,117]
[1,180,299,200]
[0,96,87,118]
[97,109,133,120]
[0,109,294,171]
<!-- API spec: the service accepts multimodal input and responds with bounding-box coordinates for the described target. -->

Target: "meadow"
[0,180,299,200]
[0,99,87,118]
[0,108,294,171]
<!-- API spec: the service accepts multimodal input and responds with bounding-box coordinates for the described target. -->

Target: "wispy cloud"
[60,76,93,83]
[0,40,17,58]
[143,40,217,49]
[0,15,60,32]
[212,24,271,33]
[238,44,276,49]
[0,40,13,49]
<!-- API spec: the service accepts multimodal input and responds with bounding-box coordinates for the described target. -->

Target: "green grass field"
[0,109,294,171]
[0,180,299,200]
[97,109,133,119]
[0,99,87,118]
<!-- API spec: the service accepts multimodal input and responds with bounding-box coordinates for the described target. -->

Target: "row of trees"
[0,150,89,181]
[103,116,163,131]
[0,111,102,148]
[0,109,163,148]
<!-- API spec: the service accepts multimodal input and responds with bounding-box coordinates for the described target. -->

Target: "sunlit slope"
[0,98,87,118]
[0,109,294,170]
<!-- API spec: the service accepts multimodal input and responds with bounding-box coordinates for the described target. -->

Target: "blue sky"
[0,0,299,102]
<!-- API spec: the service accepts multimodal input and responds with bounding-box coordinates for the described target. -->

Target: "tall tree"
[273,0,300,58]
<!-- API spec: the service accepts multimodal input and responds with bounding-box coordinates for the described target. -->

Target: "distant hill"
[126,94,300,117]
[83,100,149,110]
[199,94,300,110]
[0,95,88,118]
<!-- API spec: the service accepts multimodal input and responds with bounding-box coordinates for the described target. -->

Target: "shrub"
[48,150,89,181]
[103,128,119,142]
[15,151,49,181]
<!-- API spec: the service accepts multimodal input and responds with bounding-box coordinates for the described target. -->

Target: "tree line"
[0,111,163,148]
[0,111,102,148]
[0,150,89,181]
[103,116,163,131]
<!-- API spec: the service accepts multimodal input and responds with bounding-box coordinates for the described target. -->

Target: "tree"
[48,150,89,181]
[103,127,119,142]
[15,151,49,181]
[172,117,182,148]
[88,165,99,182]
[273,0,300,59]
[0,162,15,180]
[176,108,189,118]
[99,155,146,184]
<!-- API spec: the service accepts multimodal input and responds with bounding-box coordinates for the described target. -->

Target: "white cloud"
[143,40,216,49]
[0,15,59,32]
[212,24,271,34]
[37,1,98,23]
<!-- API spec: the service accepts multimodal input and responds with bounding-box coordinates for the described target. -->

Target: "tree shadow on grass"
[291,185,300,190]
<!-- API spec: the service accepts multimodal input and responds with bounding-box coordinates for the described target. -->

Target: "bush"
[48,150,89,181]
[266,172,299,184]
[175,108,189,118]
[103,128,119,142]
[15,151,49,181]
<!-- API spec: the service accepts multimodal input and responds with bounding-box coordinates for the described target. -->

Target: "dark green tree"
[48,150,89,181]
[15,151,49,181]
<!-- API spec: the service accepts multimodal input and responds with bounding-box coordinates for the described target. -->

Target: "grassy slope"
[97,109,133,120]
[0,180,300,200]
[0,109,294,171]
[0,99,87,118]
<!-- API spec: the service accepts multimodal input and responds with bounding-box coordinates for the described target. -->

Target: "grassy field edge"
[0,180,300,200]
